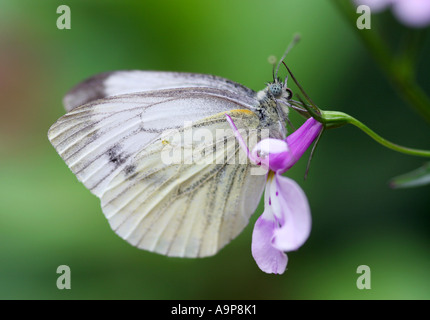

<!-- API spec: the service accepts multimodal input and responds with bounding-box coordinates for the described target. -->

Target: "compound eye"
[285,88,293,100]
[269,84,282,97]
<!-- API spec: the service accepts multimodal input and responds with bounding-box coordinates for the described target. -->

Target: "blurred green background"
[1,0,429,300]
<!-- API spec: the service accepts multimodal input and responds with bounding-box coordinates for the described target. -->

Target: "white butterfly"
[48,69,295,258]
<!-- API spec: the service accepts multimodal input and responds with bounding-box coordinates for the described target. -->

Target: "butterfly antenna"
[282,61,321,117]
[267,55,277,82]
[304,128,324,180]
[274,33,301,80]
[272,63,276,82]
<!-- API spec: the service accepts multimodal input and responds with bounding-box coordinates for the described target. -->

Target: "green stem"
[332,0,430,124]
[291,91,430,157]
[322,110,430,157]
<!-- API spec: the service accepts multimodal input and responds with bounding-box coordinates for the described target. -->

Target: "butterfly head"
[267,79,293,101]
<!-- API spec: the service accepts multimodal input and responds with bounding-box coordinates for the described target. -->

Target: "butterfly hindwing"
[101,110,266,257]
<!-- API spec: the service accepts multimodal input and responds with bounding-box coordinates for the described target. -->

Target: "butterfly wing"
[49,87,267,257]
[50,87,259,196]
[63,70,257,112]
[102,110,266,257]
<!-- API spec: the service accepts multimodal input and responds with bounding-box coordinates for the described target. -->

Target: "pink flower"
[226,115,323,274]
[355,0,430,28]
[250,171,311,274]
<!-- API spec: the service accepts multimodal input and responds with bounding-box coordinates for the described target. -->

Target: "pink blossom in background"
[355,0,430,28]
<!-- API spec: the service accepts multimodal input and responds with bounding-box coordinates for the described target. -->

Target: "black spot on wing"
[63,71,115,112]
[124,164,136,175]
[107,145,127,167]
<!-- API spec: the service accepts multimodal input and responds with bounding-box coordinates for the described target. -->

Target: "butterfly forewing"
[63,71,257,112]
[49,87,259,197]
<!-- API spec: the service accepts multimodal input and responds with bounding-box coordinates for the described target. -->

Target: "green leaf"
[390,163,430,189]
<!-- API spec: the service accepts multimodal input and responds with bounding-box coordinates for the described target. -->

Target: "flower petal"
[251,214,288,274]
[225,114,254,161]
[251,139,290,172]
[271,174,312,252]
[282,118,323,173]
[393,0,430,28]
